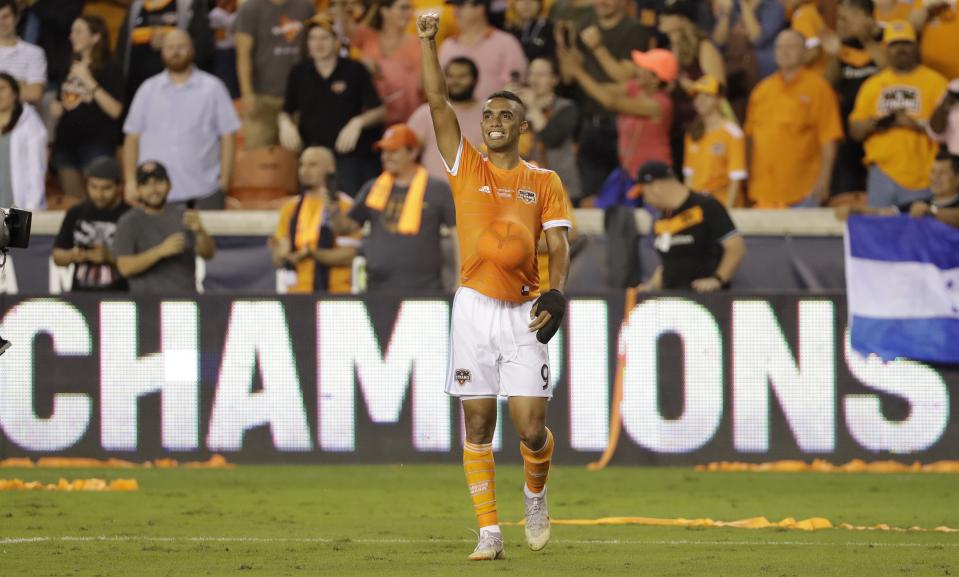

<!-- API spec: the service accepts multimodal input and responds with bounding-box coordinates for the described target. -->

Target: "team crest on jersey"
[454,369,472,386]
[518,189,537,204]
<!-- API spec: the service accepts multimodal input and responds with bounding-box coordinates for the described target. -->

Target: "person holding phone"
[270,146,361,294]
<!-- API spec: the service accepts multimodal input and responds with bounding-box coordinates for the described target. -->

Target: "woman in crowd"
[659,0,726,171]
[561,47,675,181]
[352,0,423,126]
[0,72,47,210]
[683,75,746,207]
[53,15,123,200]
[279,17,385,197]
[519,57,582,202]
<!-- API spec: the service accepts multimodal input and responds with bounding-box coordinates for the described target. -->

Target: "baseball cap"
[374,124,421,151]
[636,161,676,185]
[688,75,722,96]
[85,156,121,182]
[883,20,917,44]
[631,49,679,83]
[136,161,170,184]
[661,0,698,21]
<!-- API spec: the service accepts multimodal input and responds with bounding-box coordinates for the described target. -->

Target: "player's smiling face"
[481,98,527,153]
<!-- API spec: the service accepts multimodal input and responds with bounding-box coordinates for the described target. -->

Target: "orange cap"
[883,20,917,44]
[374,124,421,151]
[631,49,679,83]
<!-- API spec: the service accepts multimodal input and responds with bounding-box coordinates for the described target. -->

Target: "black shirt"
[837,41,880,122]
[653,192,737,289]
[508,19,556,63]
[283,57,383,157]
[54,200,131,291]
[578,16,655,118]
[55,60,123,152]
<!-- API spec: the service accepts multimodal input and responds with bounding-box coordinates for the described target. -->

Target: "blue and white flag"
[845,215,959,363]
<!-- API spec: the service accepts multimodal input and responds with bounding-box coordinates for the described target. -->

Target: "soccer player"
[416,11,572,562]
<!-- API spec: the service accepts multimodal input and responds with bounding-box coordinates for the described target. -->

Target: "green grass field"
[2,465,958,576]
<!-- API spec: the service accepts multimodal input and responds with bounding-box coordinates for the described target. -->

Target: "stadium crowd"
[2,0,959,295]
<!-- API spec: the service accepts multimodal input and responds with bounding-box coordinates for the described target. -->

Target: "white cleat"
[468,531,506,561]
[524,488,551,551]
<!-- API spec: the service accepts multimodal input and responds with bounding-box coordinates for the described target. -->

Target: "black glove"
[532,289,566,344]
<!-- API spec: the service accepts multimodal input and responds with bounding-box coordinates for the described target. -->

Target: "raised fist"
[416,12,439,40]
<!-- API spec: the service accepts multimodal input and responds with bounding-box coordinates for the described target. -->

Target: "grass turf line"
[1,465,957,576]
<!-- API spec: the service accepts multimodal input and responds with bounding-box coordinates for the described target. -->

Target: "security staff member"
[635,160,746,292]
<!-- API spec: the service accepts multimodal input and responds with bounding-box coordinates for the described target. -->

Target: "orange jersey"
[447,137,572,303]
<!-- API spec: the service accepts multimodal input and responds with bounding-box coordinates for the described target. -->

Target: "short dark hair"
[841,0,875,14]
[446,56,478,81]
[0,0,19,17]
[487,90,526,111]
[935,148,959,174]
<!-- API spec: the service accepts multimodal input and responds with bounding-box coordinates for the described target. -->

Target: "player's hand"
[529,289,566,344]
[909,201,932,218]
[416,12,439,40]
[335,117,363,154]
[691,277,723,293]
[159,232,187,258]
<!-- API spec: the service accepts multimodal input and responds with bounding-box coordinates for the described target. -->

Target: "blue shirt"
[728,0,787,80]
[123,67,241,202]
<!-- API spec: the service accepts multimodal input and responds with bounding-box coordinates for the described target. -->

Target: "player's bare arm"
[418,12,462,170]
[529,227,570,342]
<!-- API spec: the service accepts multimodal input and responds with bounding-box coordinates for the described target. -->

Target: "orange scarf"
[364,166,429,235]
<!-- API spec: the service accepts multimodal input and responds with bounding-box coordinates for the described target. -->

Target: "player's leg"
[508,395,553,551]
[462,397,505,561]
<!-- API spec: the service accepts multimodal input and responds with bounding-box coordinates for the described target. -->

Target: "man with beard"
[849,20,948,207]
[407,56,484,180]
[114,160,216,293]
[123,28,240,209]
[52,156,131,292]
[418,12,572,561]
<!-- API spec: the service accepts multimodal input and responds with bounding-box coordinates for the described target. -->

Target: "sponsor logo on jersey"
[454,368,472,385]
[496,188,513,199]
[518,189,537,204]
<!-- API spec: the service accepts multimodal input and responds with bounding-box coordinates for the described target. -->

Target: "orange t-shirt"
[683,121,747,203]
[447,138,572,303]
[918,0,959,80]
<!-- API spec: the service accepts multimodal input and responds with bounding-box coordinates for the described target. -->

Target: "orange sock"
[463,441,498,528]
[520,428,554,494]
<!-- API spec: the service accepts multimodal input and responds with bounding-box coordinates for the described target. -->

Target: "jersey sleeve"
[53,207,79,250]
[541,171,573,230]
[703,197,738,242]
[445,136,485,200]
[727,129,747,181]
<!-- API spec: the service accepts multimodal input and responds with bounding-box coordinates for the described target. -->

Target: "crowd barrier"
[1,292,956,464]
[1,209,848,294]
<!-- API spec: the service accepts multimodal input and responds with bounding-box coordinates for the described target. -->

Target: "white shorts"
[445,287,553,399]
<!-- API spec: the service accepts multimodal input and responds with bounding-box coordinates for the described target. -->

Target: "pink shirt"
[438,27,527,102]
[930,79,959,156]
[353,26,424,126]
[617,82,673,179]
[406,100,485,180]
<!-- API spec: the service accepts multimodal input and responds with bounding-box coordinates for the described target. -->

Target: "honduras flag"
[845,215,959,363]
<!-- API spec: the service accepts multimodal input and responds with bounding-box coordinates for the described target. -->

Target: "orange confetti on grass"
[695,459,959,474]
[0,478,139,492]
[0,455,233,469]
[511,515,958,533]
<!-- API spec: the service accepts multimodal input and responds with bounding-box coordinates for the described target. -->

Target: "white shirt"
[0,39,47,85]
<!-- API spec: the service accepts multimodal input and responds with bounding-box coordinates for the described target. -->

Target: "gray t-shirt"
[349,176,456,291]
[0,132,13,207]
[113,205,197,293]
[236,0,315,97]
